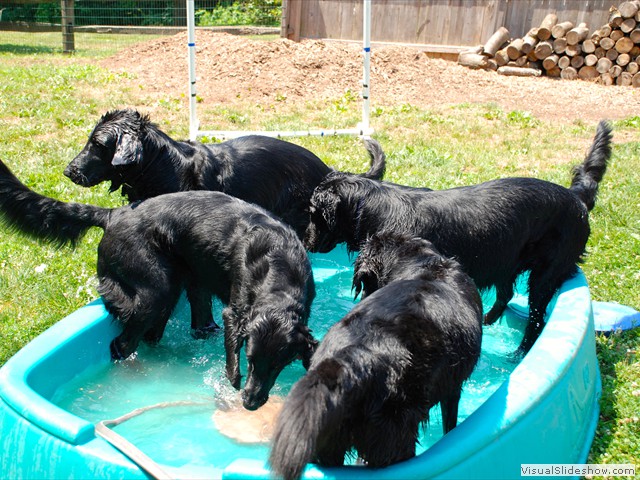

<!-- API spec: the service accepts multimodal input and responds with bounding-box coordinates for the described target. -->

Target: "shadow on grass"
[0,43,60,55]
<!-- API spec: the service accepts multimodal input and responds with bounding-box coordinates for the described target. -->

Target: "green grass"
[0,38,638,472]
[196,0,281,27]
[0,31,163,57]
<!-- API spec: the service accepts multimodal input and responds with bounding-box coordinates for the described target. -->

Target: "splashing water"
[52,246,525,469]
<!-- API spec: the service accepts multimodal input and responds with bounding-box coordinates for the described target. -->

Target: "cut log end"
[497,66,542,77]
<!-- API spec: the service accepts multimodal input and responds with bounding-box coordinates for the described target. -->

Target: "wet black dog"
[304,121,612,355]
[64,109,386,237]
[0,160,317,410]
[269,232,483,480]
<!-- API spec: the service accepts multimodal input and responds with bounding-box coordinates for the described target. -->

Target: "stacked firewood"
[458,1,640,87]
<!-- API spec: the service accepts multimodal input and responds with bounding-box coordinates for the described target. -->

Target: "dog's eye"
[93,142,109,152]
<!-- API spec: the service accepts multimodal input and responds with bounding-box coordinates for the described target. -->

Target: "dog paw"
[483,313,499,325]
[110,339,128,360]
[507,348,526,364]
[191,322,221,340]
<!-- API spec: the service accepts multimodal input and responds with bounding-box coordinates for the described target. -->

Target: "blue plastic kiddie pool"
[0,246,601,479]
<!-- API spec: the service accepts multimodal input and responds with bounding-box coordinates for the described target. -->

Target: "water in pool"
[52,246,525,470]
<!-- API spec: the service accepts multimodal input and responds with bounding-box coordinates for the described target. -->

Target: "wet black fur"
[304,122,612,355]
[64,109,386,238]
[269,232,483,480]
[0,160,317,410]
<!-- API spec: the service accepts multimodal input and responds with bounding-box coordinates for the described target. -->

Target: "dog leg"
[355,406,421,468]
[110,286,181,359]
[517,265,575,356]
[483,280,515,325]
[110,324,145,361]
[223,306,243,389]
[142,318,169,345]
[440,387,462,434]
[187,284,219,339]
[143,287,183,345]
[314,417,352,466]
[315,436,350,467]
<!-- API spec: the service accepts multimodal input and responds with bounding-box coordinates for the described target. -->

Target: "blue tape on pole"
[364,47,371,52]
[188,42,196,47]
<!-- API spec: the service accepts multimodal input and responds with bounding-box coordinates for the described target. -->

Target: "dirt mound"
[104,31,640,123]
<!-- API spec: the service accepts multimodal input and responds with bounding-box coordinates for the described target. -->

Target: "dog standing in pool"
[269,232,483,480]
[304,121,612,355]
[0,159,317,411]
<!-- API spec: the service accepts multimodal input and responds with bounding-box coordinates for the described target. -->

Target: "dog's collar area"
[117,151,160,199]
[114,157,157,200]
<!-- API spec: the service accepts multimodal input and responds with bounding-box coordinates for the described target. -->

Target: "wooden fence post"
[173,0,186,26]
[60,0,75,53]
[280,0,289,38]
[283,0,302,41]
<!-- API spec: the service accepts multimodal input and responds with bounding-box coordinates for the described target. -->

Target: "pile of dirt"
[103,31,640,123]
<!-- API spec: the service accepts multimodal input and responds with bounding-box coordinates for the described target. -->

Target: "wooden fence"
[282,0,613,54]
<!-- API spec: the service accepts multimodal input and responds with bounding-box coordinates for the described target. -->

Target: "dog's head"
[64,109,148,191]
[353,232,444,298]
[304,172,361,253]
[241,314,317,411]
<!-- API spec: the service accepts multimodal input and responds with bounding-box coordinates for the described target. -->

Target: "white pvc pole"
[198,127,372,141]
[360,0,371,137]
[186,0,374,140]
[186,0,198,141]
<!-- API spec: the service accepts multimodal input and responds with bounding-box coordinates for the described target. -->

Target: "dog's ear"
[351,267,366,299]
[112,131,143,166]
[352,260,380,299]
[352,239,383,299]
[315,188,340,231]
[296,325,318,370]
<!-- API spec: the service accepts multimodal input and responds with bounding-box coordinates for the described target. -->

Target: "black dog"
[269,232,483,480]
[304,121,612,355]
[63,109,386,238]
[0,160,317,410]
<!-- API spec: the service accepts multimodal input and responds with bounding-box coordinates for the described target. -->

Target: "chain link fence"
[0,0,281,55]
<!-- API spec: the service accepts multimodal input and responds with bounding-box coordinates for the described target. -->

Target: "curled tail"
[361,138,386,180]
[570,120,613,211]
[269,354,363,480]
[0,159,110,247]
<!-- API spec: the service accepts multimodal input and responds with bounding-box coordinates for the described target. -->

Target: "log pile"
[458,1,640,87]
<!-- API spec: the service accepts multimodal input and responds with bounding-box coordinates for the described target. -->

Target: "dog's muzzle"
[63,163,90,186]
[241,388,269,411]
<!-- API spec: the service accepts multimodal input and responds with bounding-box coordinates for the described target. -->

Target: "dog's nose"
[63,163,82,183]
[63,164,75,179]
[241,389,268,411]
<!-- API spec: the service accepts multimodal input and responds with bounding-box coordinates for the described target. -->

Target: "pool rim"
[0,267,601,479]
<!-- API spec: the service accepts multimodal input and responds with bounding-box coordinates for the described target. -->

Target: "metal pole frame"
[186,0,198,141]
[186,0,373,141]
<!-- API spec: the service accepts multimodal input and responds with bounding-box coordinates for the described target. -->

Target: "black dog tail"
[269,354,364,480]
[0,159,111,247]
[361,138,386,180]
[569,120,613,211]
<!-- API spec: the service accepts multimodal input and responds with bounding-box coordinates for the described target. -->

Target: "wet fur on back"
[304,121,612,354]
[269,233,483,480]
[64,109,386,237]
[0,159,316,410]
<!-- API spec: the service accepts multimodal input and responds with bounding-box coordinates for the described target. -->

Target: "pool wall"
[0,269,601,480]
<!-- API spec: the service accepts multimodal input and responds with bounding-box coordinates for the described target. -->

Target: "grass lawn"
[0,34,638,472]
